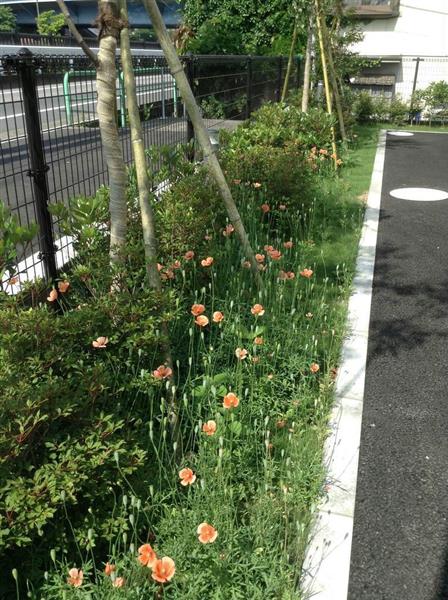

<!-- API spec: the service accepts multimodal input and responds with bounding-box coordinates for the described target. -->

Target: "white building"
[346,0,448,100]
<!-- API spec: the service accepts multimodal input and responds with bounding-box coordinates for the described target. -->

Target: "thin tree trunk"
[119,0,178,439]
[97,0,128,262]
[302,15,313,113]
[58,0,128,264]
[320,13,347,142]
[281,19,299,102]
[314,0,338,168]
[141,0,262,287]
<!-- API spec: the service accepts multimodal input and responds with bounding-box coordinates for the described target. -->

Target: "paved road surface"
[348,131,448,600]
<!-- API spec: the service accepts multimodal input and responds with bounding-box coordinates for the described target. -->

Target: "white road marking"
[390,187,448,201]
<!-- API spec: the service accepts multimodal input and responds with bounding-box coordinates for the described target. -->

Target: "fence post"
[276,56,283,102]
[185,53,195,145]
[246,56,253,119]
[18,48,57,283]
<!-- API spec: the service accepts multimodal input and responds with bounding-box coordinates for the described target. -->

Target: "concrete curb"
[301,130,387,599]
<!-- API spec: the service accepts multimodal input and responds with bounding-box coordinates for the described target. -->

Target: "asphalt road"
[348,132,448,599]
[0,73,176,141]
[1,115,188,232]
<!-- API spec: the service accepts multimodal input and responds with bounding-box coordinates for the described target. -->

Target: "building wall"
[352,0,448,101]
[352,0,448,57]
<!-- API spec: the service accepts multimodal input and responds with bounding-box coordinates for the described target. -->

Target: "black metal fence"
[0,50,300,288]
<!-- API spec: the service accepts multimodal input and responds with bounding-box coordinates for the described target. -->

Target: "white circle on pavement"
[388,131,414,137]
[390,187,448,201]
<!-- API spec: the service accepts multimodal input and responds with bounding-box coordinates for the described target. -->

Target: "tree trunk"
[141,0,262,287]
[281,19,299,102]
[314,0,338,168]
[119,0,178,439]
[301,15,313,113]
[96,0,128,263]
[320,13,347,142]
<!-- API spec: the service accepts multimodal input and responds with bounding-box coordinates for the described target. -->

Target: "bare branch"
[56,0,99,66]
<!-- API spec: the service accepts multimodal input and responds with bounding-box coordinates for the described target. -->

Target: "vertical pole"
[411,57,421,97]
[118,70,126,128]
[63,70,72,125]
[161,66,166,118]
[276,56,283,102]
[246,55,253,119]
[185,54,195,148]
[315,0,338,168]
[18,49,57,283]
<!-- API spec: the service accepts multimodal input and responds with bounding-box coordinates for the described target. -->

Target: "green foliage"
[182,0,307,55]
[425,80,448,115]
[0,6,16,32]
[352,91,374,123]
[389,95,409,125]
[1,101,371,599]
[221,102,335,151]
[0,200,37,283]
[36,9,65,36]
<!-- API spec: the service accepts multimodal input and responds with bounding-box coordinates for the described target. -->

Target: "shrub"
[0,6,16,32]
[352,91,374,123]
[389,95,409,125]
[36,9,65,36]
[221,103,335,152]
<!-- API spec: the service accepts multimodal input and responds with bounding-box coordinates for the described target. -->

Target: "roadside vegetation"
[0,102,380,598]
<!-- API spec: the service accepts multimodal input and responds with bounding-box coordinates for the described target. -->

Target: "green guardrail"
[63,66,179,128]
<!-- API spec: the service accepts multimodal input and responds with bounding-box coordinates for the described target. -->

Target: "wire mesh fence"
[0,51,300,289]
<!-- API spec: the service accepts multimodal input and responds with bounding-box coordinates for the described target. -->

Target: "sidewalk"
[348,130,448,599]
[302,129,448,600]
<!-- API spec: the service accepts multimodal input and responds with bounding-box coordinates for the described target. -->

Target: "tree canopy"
[182,0,308,55]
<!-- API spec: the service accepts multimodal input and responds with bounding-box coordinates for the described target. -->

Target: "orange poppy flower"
[261,203,270,214]
[204,234,213,241]
[172,260,181,269]
[157,263,164,272]
[279,204,287,211]
[184,250,195,260]
[151,557,176,583]
[310,363,320,374]
[255,253,265,263]
[92,336,109,349]
[283,241,293,249]
[202,420,217,435]
[7,275,18,286]
[191,303,205,317]
[195,315,209,327]
[153,365,173,380]
[138,543,157,567]
[197,522,218,544]
[242,260,251,269]
[67,568,83,587]
[58,280,70,293]
[319,148,328,155]
[104,562,116,576]
[235,348,248,360]
[300,268,314,278]
[253,182,262,189]
[306,312,313,319]
[254,336,264,345]
[161,269,175,281]
[264,245,274,252]
[179,467,196,486]
[113,577,125,588]
[268,249,282,260]
[47,288,58,302]
[212,311,224,323]
[251,304,265,316]
[336,158,343,166]
[223,392,239,409]
[223,224,235,237]
[201,257,214,267]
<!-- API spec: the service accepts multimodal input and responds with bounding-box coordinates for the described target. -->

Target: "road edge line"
[300,129,387,600]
